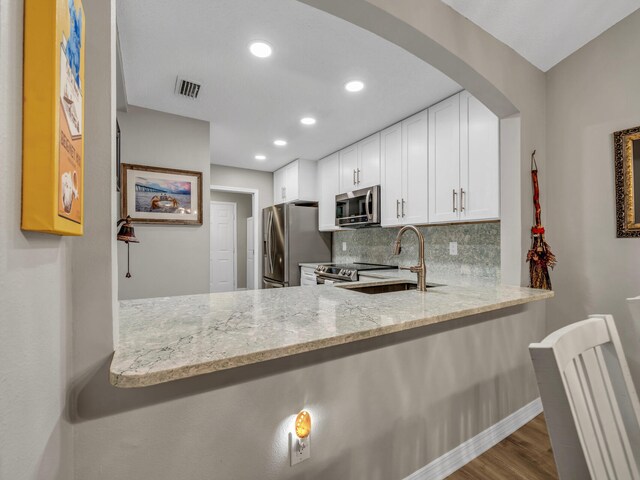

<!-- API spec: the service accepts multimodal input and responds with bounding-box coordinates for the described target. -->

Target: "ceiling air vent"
[175,77,201,99]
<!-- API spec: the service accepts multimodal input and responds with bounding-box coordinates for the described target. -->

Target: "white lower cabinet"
[317,152,341,231]
[300,266,317,286]
[380,110,429,227]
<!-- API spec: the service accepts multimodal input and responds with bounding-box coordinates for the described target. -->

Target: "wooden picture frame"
[613,126,640,238]
[121,164,203,225]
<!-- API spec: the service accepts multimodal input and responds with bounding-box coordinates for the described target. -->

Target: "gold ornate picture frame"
[613,126,640,238]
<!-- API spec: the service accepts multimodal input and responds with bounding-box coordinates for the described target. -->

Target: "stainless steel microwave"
[335,185,380,227]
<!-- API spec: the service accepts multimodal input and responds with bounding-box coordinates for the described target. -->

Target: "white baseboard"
[404,398,543,480]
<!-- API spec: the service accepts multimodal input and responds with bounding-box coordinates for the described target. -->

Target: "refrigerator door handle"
[268,211,274,274]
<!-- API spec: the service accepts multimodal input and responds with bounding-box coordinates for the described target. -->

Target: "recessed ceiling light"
[300,117,316,125]
[273,139,287,147]
[249,41,272,58]
[255,154,266,161]
[345,80,365,93]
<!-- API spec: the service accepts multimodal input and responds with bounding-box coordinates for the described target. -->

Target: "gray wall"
[0,0,74,478]
[546,9,640,386]
[4,0,596,478]
[210,191,253,289]
[117,107,211,300]
[68,2,551,480]
[334,222,500,282]
[210,164,274,283]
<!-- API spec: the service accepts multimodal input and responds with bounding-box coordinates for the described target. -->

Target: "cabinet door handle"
[453,189,457,212]
[353,169,356,185]
[396,199,400,218]
[402,198,406,217]
[357,168,361,184]
[460,188,465,212]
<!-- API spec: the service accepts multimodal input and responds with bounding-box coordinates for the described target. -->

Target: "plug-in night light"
[295,410,311,438]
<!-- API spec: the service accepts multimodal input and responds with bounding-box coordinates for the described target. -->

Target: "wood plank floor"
[447,414,559,480]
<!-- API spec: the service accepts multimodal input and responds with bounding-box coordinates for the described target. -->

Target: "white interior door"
[210,202,236,293]
[246,217,254,290]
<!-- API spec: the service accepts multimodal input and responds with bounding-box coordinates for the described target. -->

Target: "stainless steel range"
[314,263,397,284]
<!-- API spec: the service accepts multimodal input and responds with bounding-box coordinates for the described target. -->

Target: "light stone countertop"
[110,275,553,388]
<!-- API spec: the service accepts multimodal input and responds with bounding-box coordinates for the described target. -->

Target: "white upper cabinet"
[402,110,429,225]
[273,167,286,204]
[315,90,498,228]
[459,91,500,221]
[380,123,403,227]
[357,133,381,189]
[339,143,358,192]
[339,133,380,192]
[284,162,299,202]
[428,93,461,223]
[380,112,429,227]
[273,159,317,204]
[428,92,499,223]
[317,152,340,231]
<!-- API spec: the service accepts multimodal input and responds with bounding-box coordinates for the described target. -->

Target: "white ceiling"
[441,0,640,72]
[117,0,461,172]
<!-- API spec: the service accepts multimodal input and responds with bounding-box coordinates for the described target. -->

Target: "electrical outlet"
[342,242,347,252]
[290,433,311,466]
[449,242,458,256]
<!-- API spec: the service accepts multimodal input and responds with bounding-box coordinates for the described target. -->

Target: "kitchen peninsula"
[110,272,552,388]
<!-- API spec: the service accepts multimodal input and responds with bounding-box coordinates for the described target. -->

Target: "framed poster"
[22,0,85,235]
[121,164,203,225]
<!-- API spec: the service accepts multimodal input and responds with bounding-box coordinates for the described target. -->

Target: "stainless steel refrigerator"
[263,203,331,288]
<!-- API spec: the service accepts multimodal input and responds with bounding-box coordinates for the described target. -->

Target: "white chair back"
[529,315,640,480]
[629,296,640,339]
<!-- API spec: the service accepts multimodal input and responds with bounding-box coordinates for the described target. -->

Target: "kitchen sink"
[343,281,439,295]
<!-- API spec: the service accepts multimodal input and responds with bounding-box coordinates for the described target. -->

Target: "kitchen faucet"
[393,225,427,291]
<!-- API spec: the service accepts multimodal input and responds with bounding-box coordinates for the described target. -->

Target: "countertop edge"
[110,289,553,388]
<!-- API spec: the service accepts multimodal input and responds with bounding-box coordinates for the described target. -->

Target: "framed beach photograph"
[121,164,203,225]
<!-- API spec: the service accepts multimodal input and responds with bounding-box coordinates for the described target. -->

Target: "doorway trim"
[210,185,260,290]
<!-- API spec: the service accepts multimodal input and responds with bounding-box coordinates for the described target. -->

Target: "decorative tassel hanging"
[527,150,556,290]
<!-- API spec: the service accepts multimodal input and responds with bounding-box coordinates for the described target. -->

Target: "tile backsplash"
[332,222,500,281]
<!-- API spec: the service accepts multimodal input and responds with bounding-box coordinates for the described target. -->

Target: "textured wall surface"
[333,222,500,281]
[546,9,640,386]
[72,0,551,478]
[0,0,74,478]
[116,107,211,300]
